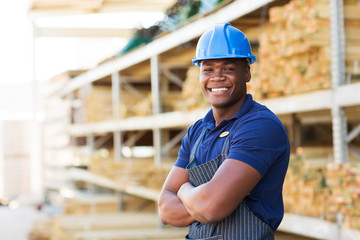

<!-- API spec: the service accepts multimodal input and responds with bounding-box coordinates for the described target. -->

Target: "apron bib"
[185,127,274,240]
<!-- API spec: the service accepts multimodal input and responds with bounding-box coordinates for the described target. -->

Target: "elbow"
[157,195,168,224]
[189,190,227,224]
[158,213,169,225]
[195,205,226,224]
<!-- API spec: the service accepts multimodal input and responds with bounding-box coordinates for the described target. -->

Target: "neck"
[212,97,246,127]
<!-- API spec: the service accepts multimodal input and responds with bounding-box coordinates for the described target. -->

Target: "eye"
[202,67,213,73]
[224,67,235,72]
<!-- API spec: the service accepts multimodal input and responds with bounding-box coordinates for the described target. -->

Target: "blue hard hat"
[192,23,256,66]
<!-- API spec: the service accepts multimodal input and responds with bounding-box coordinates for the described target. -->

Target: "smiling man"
[158,23,290,240]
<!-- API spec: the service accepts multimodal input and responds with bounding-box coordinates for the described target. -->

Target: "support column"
[31,23,44,201]
[330,0,348,164]
[112,71,122,162]
[151,55,162,166]
[87,134,95,155]
[289,114,301,150]
[0,122,3,197]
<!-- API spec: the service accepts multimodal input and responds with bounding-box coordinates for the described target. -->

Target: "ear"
[245,65,251,83]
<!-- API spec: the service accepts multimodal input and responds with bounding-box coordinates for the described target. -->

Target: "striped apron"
[185,128,274,240]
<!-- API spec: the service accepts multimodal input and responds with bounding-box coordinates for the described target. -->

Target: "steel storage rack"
[43,0,360,239]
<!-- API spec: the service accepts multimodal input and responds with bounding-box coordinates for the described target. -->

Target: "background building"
[1,0,360,239]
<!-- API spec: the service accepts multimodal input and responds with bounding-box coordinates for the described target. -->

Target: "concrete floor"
[0,206,46,240]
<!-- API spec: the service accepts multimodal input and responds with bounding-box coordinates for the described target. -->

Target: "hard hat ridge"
[192,23,256,66]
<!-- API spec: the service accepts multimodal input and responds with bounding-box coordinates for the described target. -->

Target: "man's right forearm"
[158,189,196,227]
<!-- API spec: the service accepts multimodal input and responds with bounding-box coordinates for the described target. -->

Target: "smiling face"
[199,58,251,115]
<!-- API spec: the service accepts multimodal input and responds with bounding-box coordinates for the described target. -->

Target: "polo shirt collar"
[202,94,254,129]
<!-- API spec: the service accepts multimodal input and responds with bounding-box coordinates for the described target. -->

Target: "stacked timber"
[176,65,209,111]
[89,157,171,190]
[84,86,113,122]
[326,163,360,230]
[83,85,183,122]
[283,147,360,231]
[130,91,183,116]
[63,195,119,215]
[83,85,148,121]
[28,212,187,240]
[28,219,52,240]
[252,0,360,99]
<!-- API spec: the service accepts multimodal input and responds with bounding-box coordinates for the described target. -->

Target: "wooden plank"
[279,213,360,240]
[72,228,188,240]
[307,4,360,20]
[54,212,159,231]
[66,168,161,201]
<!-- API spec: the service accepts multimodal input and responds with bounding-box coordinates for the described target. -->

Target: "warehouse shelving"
[67,82,360,134]
[43,0,360,239]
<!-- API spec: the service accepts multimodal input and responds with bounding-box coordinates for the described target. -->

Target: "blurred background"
[1,0,360,239]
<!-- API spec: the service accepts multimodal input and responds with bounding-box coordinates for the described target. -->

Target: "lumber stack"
[251,0,360,99]
[283,147,360,231]
[89,157,171,190]
[63,196,119,215]
[176,65,209,111]
[83,86,183,122]
[28,219,53,240]
[83,86,149,122]
[83,86,113,122]
[130,91,183,116]
[28,212,188,240]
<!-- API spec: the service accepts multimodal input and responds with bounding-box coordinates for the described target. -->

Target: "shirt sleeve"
[175,132,191,168]
[227,117,289,176]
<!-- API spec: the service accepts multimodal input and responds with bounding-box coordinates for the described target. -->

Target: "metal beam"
[330,0,348,164]
[94,133,112,148]
[349,144,360,160]
[151,55,162,166]
[346,123,360,143]
[123,131,146,147]
[87,134,95,154]
[162,69,184,88]
[122,81,146,100]
[68,108,207,135]
[112,71,122,162]
[162,129,187,155]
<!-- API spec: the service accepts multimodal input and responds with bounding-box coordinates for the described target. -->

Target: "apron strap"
[220,135,230,156]
[190,127,207,162]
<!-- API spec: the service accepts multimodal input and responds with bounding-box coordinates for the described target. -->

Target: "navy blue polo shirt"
[175,94,290,231]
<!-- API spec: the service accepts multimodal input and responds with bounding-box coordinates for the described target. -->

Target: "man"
[158,23,290,240]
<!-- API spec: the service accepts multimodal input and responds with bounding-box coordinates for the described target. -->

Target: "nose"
[211,69,225,81]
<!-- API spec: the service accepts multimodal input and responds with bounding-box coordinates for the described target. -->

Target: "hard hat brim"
[192,55,256,66]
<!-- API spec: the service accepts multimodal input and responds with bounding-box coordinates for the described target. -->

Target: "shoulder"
[237,101,287,137]
[230,101,289,151]
[187,118,205,135]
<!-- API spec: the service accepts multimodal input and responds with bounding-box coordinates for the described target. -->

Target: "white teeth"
[211,88,228,92]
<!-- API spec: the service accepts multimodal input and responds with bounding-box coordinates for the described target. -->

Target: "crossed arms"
[157,158,261,227]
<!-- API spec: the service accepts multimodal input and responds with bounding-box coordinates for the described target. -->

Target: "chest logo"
[219,131,230,138]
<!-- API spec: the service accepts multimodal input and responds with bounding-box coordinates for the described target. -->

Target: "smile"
[210,87,229,92]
